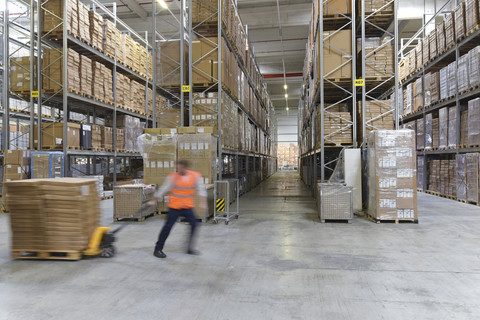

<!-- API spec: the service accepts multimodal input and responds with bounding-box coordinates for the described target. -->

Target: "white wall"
[276,110,298,145]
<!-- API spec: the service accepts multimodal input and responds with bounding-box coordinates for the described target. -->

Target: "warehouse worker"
[148,159,207,259]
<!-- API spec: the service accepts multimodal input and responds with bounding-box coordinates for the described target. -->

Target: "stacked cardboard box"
[445,12,456,49]
[416,118,424,149]
[108,115,142,152]
[359,37,393,78]
[116,72,130,108]
[192,0,217,24]
[130,80,145,114]
[468,98,480,146]
[42,48,80,93]
[103,20,123,60]
[177,133,218,185]
[456,154,467,201]
[425,113,433,150]
[367,130,417,221]
[364,0,393,13]
[432,117,439,149]
[455,2,466,41]
[41,0,78,37]
[466,153,479,203]
[316,30,352,81]
[422,34,429,66]
[113,184,156,220]
[449,106,459,147]
[192,93,219,132]
[116,128,124,151]
[5,178,100,259]
[415,42,422,72]
[458,53,469,93]
[92,62,104,101]
[469,46,480,88]
[461,110,469,146]
[156,40,187,88]
[102,64,114,104]
[428,159,440,192]
[101,126,113,150]
[77,1,90,45]
[277,143,299,168]
[80,124,91,148]
[89,10,103,51]
[357,100,394,140]
[414,77,423,111]
[91,124,102,149]
[80,55,93,96]
[439,107,448,148]
[10,57,37,94]
[437,21,446,55]
[429,29,437,61]
[316,111,353,146]
[31,151,64,179]
[404,83,413,114]
[407,49,416,76]
[3,150,29,182]
[33,122,81,149]
[417,155,424,190]
[466,0,479,34]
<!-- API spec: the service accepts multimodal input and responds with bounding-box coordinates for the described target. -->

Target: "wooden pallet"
[366,214,418,224]
[115,212,156,222]
[466,25,480,37]
[42,145,81,151]
[12,249,83,260]
[101,194,113,200]
[320,218,352,224]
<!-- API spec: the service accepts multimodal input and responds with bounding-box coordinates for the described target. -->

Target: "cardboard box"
[178,127,197,134]
[34,122,81,148]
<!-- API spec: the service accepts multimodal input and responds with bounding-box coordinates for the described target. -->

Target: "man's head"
[176,159,189,175]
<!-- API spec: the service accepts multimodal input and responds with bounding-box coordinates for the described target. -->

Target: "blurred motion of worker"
[148,159,207,259]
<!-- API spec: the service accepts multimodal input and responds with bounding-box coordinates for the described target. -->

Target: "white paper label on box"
[81,186,89,195]
[6,165,11,169]
[205,178,209,184]
[7,150,12,154]
[157,161,163,168]
[379,178,397,188]
[197,128,204,133]
[145,162,150,168]
[396,148,412,157]
[201,115,207,120]
[397,189,414,198]
[397,209,415,218]
[198,142,204,150]
[380,199,396,208]
[18,73,23,79]
[164,161,169,168]
[191,143,198,150]
[179,143,185,150]
[379,157,396,168]
[151,162,156,169]
[152,135,158,142]
[143,153,148,159]
[170,161,174,168]
[184,143,190,150]
[170,129,177,134]
[397,169,414,178]
[205,143,210,150]
[380,138,396,147]
[56,138,62,144]
[17,167,21,174]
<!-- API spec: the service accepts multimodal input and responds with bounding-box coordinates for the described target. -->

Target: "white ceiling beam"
[121,0,148,20]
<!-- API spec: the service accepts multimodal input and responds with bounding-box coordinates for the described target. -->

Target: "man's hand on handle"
[148,198,158,207]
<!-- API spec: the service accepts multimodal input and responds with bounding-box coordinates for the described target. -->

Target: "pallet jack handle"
[111,203,154,234]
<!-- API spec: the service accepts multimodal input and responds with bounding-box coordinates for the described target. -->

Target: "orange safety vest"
[168,170,201,209]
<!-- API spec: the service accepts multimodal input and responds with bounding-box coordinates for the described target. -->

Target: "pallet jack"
[83,204,153,258]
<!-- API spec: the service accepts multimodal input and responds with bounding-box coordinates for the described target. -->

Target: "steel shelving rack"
[398,0,480,194]
[299,0,399,194]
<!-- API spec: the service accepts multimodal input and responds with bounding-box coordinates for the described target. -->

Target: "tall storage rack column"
[399,0,480,205]
[299,0,357,188]
[38,0,154,182]
[186,0,277,188]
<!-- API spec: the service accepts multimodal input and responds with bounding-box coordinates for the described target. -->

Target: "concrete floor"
[1,171,480,319]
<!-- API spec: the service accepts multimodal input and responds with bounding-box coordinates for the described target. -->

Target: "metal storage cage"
[318,182,353,223]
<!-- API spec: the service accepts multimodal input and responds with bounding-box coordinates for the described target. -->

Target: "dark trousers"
[155,208,198,252]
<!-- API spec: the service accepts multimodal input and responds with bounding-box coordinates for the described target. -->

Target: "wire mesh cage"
[318,183,353,222]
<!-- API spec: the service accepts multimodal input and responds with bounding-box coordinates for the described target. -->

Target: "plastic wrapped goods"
[448,106,457,148]
[425,113,433,150]
[468,46,480,88]
[440,66,449,100]
[113,184,156,220]
[432,117,439,149]
[439,107,448,148]
[367,130,417,221]
[448,62,457,98]
[31,152,64,179]
[458,53,469,93]
[416,118,424,149]
[466,153,479,203]
[468,98,480,146]
[417,155,424,190]
[414,77,423,111]
[456,154,467,201]
[406,83,413,114]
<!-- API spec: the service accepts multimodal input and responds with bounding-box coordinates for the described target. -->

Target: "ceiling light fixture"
[157,0,168,9]
[284,84,288,90]
[285,94,288,98]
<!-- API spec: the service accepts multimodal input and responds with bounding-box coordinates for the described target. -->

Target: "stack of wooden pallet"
[103,20,123,59]
[357,100,394,140]
[5,178,100,260]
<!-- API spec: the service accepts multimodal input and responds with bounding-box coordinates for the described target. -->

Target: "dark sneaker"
[153,250,166,258]
[187,249,200,255]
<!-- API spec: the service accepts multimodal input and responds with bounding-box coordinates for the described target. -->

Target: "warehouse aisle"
[2,172,480,319]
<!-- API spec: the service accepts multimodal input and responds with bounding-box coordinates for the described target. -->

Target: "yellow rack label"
[354,79,365,87]
[182,85,191,92]
[31,91,39,98]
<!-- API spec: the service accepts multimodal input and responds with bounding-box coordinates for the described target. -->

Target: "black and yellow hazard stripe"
[216,198,225,212]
